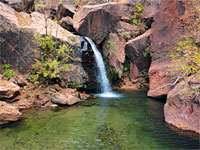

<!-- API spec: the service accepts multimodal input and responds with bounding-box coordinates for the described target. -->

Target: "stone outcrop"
[0,2,88,86]
[125,29,152,74]
[0,80,20,99]
[147,0,185,98]
[59,16,75,32]
[102,33,126,76]
[0,101,22,125]
[57,4,75,21]
[1,0,34,12]
[51,92,80,105]
[164,75,200,134]
[73,2,134,44]
[0,2,81,73]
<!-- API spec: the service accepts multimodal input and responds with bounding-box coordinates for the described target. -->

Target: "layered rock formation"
[147,0,185,98]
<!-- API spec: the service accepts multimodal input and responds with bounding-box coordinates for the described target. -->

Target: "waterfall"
[85,37,121,98]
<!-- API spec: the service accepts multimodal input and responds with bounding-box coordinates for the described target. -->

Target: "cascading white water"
[85,37,122,98]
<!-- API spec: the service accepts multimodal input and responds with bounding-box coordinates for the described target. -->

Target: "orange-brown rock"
[125,29,152,73]
[102,33,126,75]
[0,101,22,125]
[0,80,20,99]
[164,75,200,134]
[147,0,185,98]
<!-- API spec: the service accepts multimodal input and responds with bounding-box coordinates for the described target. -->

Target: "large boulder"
[0,2,87,85]
[125,29,152,73]
[73,2,134,44]
[147,0,185,98]
[0,101,22,124]
[164,75,200,133]
[0,80,20,99]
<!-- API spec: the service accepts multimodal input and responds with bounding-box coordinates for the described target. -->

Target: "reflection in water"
[0,92,199,150]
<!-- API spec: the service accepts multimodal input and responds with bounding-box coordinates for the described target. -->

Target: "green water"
[0,92,199,150]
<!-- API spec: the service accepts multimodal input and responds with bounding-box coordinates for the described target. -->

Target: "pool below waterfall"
[0,91,199,150]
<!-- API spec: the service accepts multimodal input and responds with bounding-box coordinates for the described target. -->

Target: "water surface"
[0,92,199,150]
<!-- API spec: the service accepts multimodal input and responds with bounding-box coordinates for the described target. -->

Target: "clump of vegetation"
[143,46,150,58]
[168,0,200,97]
[107,40,116,54]
[27,34,74,85]
[2,64,16,79]
[130,3,146,33]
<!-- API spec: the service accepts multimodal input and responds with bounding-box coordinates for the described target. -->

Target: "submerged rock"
[0,80,20,99]
[164,75,200,134]
[0,101,22,125]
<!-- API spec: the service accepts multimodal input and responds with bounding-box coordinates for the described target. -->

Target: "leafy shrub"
[130,3,146,33]
[2,64,16,79]
[28,34,74,85]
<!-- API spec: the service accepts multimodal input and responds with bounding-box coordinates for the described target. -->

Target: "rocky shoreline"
[0,0,199,134]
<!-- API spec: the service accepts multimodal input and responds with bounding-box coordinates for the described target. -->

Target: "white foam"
[95,92,123,98]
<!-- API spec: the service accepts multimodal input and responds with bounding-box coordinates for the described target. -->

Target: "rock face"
[57,4,75,21]
[102,33,126,75]
[59,16,75,32]
[164,76,200,134]
[0,101,22,125]
[125,29,152,73]
[0,80,20,99]
[73,2,134,44]
[51,92,80,105]
[0,2,88,86]
[1,0,34,12]
[147,0,185,98]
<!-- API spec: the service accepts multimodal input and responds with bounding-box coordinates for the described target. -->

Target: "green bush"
[2,64,16,79]
[28,34,74,85]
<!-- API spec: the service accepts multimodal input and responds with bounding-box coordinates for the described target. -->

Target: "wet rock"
[164,75,200,134]
[147,0,186,98]
[0,2,82,73]
[125,29,152,73]
[0,80,20,99]
[102,33,125,76]
[57,4,75,21]
[51,92,80,105]
[0,101,22,125]
[73,2,134,44]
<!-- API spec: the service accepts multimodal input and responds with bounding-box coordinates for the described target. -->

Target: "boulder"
[0,2,81,73]
[147,0,185,98]
[59,16,75,32]
[102,33,126,76]
[125,29,152,73]
[73,2,134,44]
[2,0,34,12]
[129,61,139,79]
[0,80,20,99]
[164,75,200,133]
[51,92,80,105]
[0,101,22,124]
[115,21,139,40]
[57,4,75,21]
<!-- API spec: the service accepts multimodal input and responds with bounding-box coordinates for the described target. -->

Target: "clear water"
[85,37,112,94]
[0,92,199,150]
